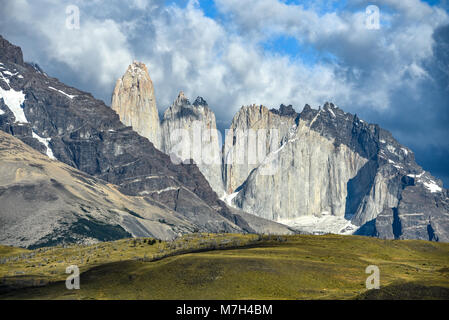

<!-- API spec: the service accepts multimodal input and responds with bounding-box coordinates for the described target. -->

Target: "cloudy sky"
[1,0,448,186]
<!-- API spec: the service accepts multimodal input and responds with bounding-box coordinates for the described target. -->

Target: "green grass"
[1,234,448,300]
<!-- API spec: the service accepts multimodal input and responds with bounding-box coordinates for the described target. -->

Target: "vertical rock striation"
[111,62,161,149]
[161,92,224,196]
[222,104,297,194]
[233,103,368,222]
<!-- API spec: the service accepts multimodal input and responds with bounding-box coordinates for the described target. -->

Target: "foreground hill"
[0,130,199,247]
[0,234,448,300]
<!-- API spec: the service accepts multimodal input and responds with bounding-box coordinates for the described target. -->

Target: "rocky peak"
[193,96,208,106]
[163,91,199,122]
[127,61,147,75]
[270,104,298,118]
[323,101,334,109]
[298,104,316,121]
[0,35,24,66]
[303,104,312,111]
[174,91,190,106]
[111,61,161,149]
[161,92,224,195]
[29,63,46,75]
[231,104,271,128]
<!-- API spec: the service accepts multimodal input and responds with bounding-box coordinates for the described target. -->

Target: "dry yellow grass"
[1,234,448,300]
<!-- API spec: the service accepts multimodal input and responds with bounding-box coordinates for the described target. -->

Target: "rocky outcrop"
[0,35,23,66]
[161,92,224,196]
[358,173,449,242]
[222,104,297,194]
[111,62,161,149]
[226,102,449,241]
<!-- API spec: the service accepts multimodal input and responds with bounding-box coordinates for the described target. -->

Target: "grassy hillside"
[0,234,448,299]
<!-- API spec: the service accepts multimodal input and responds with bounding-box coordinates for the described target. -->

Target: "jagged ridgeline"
[1,34,448,248]
[109,59,449,243]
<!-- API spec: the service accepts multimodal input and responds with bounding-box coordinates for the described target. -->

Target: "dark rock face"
[391,186,449,241]
[0,35,268,236]
[193,96,208,106]
[0,35,24,66]
[299,102,380,160]
[363,187,449,242]
[270,104,298,118]
[300,102,449,241]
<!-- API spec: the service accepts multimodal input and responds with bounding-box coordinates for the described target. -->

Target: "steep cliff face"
[222,104,297,194]
[111,62,161,149]
[357,171,449,242]
[161,92,224,195]
[227,102,449,241]
[234,119,368,222]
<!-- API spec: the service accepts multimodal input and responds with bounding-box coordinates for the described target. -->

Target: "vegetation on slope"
[0,234,448,299]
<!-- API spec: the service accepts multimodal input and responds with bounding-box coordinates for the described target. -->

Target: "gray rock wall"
[161,93,224,196]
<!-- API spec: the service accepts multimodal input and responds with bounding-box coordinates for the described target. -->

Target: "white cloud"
[136,0,354,125]
[1,0,133,93]
[0,0,448,124]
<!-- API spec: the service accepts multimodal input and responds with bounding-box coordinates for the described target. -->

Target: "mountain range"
[0,34,448,248]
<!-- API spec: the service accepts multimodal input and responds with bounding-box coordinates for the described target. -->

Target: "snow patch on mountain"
[406,171,442,193]
[0,72,10,85]
[278,214,358,235]
[423,181,442,193]
[221,192,239,208]
[32,131,56,159]
[0,86,27,123]
[2,70,18,77]
[386,145,396,153]
[48,86,76,99]
[138,186,180,196]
